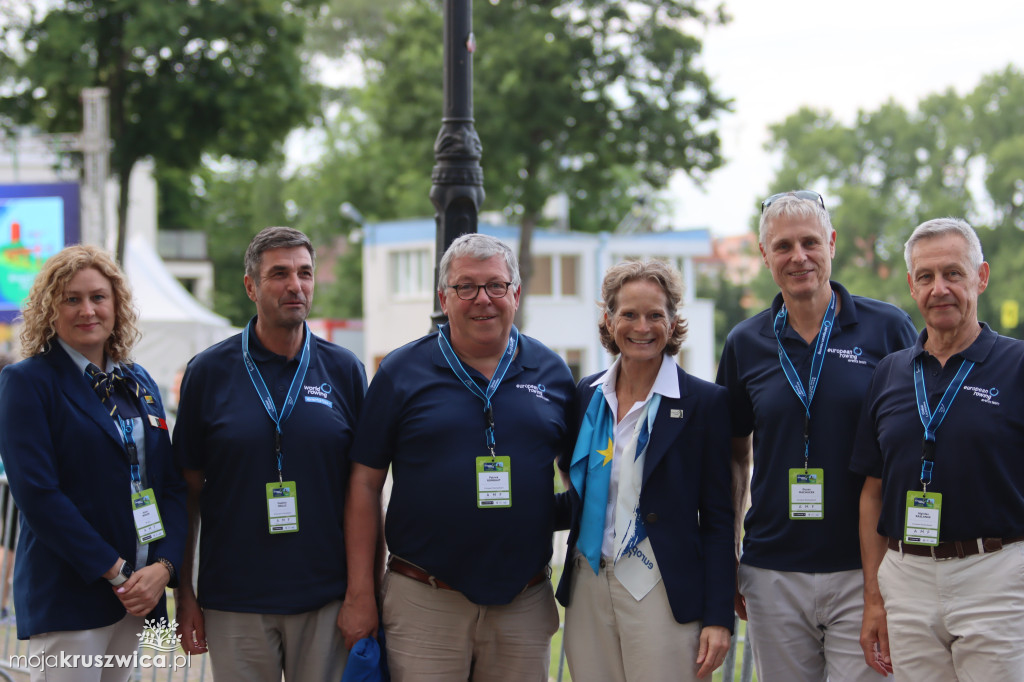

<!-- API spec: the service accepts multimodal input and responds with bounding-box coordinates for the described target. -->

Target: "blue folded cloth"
[341,635,389,682]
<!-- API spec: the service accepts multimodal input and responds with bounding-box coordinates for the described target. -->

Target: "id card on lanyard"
[437,324,518,509]
[243,321,311,534]
[903,355,973,546]
[774,292,836,520]
[118,413,167,545]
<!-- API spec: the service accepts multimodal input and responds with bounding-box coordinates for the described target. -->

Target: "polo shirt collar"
[762,280,856,339]
[911,322,998,364]
[245,316,308,364]
[430,324,534,377]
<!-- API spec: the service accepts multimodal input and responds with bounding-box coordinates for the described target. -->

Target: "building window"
[529,254,579,298]
[531,255,553,295]
[560,255,579,297]
[563,348,584,383]
[390,250,432,299]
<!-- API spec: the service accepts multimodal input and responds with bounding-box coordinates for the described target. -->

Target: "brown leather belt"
[388,557,548,591]
[887,536,1024,560]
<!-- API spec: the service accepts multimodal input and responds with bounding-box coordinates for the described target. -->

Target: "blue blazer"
[0,344,187,639]
[556,365,736,630]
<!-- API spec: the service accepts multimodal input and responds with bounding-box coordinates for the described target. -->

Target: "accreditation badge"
[266,481,299,534]
[903,490,941,546]
[131,488,166,544]
[476,456,511,508]
[789,468,824,519]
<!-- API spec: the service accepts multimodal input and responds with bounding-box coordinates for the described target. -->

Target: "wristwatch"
[108,560,134,586]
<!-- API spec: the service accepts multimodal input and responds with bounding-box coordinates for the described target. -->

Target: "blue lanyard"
[117,415,141,492]
[437,323,519,456]
[242,321,312,481]
[773,291,837,468]
[913,355,974,491]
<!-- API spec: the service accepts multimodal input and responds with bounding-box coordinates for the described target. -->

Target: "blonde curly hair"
[19,245,140,362]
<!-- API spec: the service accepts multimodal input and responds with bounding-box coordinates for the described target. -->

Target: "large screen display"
[0,183,80,322]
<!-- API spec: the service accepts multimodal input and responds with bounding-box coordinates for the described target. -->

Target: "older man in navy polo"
[853,217,1024,680]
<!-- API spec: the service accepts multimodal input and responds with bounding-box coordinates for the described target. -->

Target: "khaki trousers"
[204,600,346,682]
[381,570,558,682]
[28,614,145,682]
[878,543,1024,681]
[563,553,703,682]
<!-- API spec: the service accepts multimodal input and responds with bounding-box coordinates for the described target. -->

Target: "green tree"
[316,0,730,321]
[0,0,319,263]
[757,65,1024,335]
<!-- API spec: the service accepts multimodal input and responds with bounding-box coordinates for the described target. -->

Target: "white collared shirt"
[592,354,680,558]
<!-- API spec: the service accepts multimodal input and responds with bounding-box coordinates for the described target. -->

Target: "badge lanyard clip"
[774,292,836,469]
[484,404,496,460]
[118,415,142,494]
[437,324,519,457]
[242,321,312,482]
[913,356,974,496]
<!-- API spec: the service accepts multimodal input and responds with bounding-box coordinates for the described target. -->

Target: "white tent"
[125,236,235,402]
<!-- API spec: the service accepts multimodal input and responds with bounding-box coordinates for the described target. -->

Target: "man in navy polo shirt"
[173,226,366,682]
[717,191,915,681]
[341,233,575,682]
[853,217,1024,680]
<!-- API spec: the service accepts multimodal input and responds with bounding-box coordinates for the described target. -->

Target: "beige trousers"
[203,600,346,682]
[563,553,702,682]
[878,543,1024,681]
[28,614,145,682]
[381,570,559,682]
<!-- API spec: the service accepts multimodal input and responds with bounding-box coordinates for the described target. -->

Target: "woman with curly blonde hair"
[0,244,186,682]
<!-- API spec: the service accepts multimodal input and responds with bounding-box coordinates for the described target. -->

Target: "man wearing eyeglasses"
[341,233,575,681]
[852,218,1024,680]
[716,191,916,681]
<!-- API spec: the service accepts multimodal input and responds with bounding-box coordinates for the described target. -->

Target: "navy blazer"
[0,344,187,639]
[556,364,736,630]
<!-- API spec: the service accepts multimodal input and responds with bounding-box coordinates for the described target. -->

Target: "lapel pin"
[670,409,684,419]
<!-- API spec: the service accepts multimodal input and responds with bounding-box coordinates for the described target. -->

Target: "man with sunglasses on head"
[716,191,916,681]
[341,233,575,681]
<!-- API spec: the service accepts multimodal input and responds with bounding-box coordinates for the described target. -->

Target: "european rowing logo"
[516,383,550,402]
[963,385,1000,406]
[827,346,867,365]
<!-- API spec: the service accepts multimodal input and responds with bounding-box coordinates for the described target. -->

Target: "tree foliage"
[754,65,1024,336]
[0,0,320,262]
[306,0,730,322]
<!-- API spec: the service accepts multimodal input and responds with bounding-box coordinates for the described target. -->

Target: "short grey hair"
[759,194,833,248]
[437,233,521,295]
[244,226,316,281]
[904,217,983,273]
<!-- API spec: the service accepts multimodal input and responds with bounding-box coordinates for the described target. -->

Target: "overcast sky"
[669,0,1024,236]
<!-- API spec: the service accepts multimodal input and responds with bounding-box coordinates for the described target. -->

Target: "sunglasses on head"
[761,190,826,214]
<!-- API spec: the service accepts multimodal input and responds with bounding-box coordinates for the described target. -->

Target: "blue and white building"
[362,218,716,381]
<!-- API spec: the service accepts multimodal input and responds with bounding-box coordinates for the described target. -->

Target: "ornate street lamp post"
[430,0,484,328]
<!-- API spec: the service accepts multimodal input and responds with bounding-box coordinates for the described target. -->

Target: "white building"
[362,219,717,382]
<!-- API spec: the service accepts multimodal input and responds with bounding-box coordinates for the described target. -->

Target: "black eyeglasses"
[448,282,513,300]
[761,190,826,214]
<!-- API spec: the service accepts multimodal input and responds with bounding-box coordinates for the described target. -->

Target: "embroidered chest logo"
[516,383,550,402]
[962,385,1000,407]
[303,383,334,408]
[826,346,867,366]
